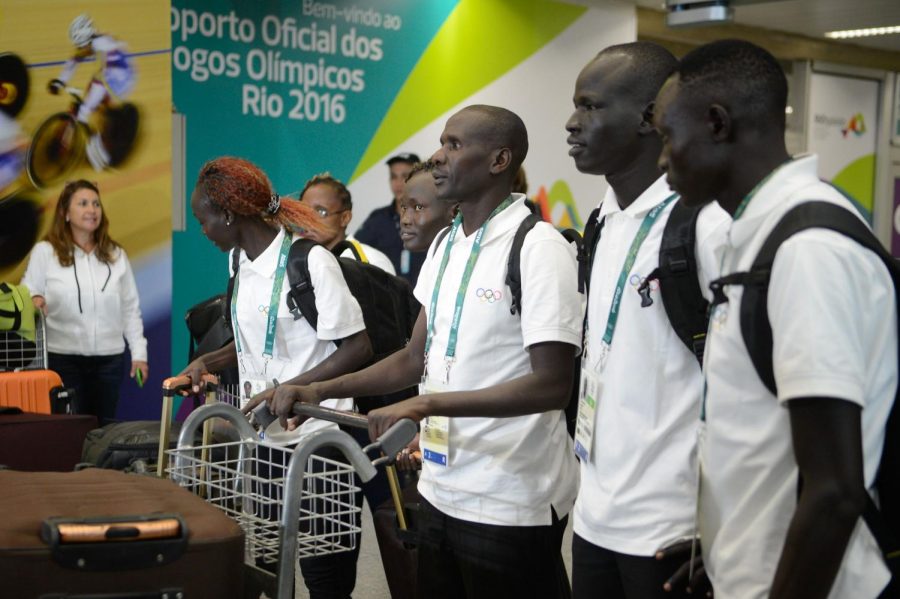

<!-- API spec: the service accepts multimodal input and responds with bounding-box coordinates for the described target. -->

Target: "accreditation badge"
[574,367,601,462]
[241,377,273,411]
[419,378,449,467]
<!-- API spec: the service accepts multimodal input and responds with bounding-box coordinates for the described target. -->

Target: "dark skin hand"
[770,397,866,599]
[265,308,428,429]
[656,538,712,597]
[179,340,237,393]
[240,329,373,426]
[264,308,576,442]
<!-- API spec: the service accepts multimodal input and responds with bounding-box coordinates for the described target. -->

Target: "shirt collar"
[728,154,817,248]
[242,227,288,277]
[466,193,530,243]
[598,175,674,220]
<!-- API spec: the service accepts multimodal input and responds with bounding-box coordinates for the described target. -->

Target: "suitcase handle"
[41,514,188,571]
[161,373,218,396]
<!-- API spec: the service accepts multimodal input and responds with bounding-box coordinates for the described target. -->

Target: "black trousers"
[572,533,691,599]
[416,497,571,599]
[48,352,124,426]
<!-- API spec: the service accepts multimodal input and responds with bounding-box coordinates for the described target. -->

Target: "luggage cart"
[166,401,416,599]
[0,310,47,371]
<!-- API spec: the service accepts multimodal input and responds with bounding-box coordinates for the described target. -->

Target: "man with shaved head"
[655,39,896,599]
[267,104,582,598]
[565,42,729,598]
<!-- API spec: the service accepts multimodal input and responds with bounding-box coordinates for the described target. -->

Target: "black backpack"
[267,237,418,414]
[579,199,710,365]
[505,211,583,436]
[708,200,899,587]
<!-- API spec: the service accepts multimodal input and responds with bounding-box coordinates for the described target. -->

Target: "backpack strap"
[637,200,709,364]
[712,200,900,572]
[579,208,604,295]
[223,249,241,329]
[506,213,543,316]
[431,226,451,259]
[736,201,896,396]
[332,239,369,263]
[285,238,320,330]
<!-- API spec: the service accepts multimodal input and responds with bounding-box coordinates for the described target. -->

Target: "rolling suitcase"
[0,468,244,598]
[0,411,97,471]
[0,369,65,414]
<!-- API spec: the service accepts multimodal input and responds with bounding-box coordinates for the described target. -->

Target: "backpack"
[0,282,35,342]
[0,282,37,371]
[708,200,899,585]
[579,199,710,364]
[227,236,418,414]
[185,293,233,361]
[508,213,584,436]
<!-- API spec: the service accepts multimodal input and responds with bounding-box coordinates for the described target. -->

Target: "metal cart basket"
[167,401,416,599]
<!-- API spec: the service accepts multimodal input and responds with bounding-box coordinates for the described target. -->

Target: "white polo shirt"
[701,155,896,598]
[573,176,729,556]
[22,241,147,361]
[413,194,582,527]
[230,228,365,436]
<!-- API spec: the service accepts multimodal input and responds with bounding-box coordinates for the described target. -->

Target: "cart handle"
[262,402,417,465]
[162,373,219,396]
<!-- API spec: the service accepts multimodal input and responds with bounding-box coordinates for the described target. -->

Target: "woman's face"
[399,172,453,252]
[66,187,102,237]
[191,188,237,251]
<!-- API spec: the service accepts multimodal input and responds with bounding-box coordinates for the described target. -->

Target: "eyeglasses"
[314,207,349,218]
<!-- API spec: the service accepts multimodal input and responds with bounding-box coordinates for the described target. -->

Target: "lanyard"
[424,194,516,382]
[594,193,678,368]
[732,158,795,220]
[231,232,293,369]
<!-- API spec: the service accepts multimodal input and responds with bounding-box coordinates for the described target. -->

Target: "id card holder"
[241,378,273,410]
[419,378,449,467]
[574,367,601,461]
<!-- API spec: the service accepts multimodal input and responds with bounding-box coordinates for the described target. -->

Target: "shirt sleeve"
[20,242,50,297]
[768,231,890,406]
[307,245,365,341]
[412,233,441,307]
[118,249,148,362]
[694,203,731,302]
[519,224,583,351]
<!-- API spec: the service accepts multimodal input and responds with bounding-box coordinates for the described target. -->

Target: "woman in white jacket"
[22,179,147,424]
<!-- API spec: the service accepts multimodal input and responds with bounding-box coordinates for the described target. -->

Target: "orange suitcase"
[0,369,63,414]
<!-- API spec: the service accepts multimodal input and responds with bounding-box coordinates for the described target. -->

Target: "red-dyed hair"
[47,179,119,267]
[195,156,325,234]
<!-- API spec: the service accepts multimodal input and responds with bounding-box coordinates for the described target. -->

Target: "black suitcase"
[0,468,244,598]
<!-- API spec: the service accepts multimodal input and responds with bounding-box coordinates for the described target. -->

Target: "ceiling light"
[825,25,900,39]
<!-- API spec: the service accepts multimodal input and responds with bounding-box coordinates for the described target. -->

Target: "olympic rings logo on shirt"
[475,288,503,303]
[628,273,660,291]
[257,305,269,314]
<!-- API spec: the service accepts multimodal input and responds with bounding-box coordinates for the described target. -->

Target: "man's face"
[565,54,644,176]
[399,171,452,253]
[389,162,414,204]
[299,183,350,249]
[654,77,724,207]
[430,110,494,202]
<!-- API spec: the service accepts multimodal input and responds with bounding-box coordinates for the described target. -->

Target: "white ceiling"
[613,0,900,52]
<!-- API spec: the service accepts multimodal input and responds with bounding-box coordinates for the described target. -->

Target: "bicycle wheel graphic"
[26,112,86,188]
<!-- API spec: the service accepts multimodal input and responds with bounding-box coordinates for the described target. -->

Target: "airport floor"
[293,503,575,598]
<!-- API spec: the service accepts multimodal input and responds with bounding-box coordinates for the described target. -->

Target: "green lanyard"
[595,193,678,368]
[231,232,293,371]
[425,195,516,383]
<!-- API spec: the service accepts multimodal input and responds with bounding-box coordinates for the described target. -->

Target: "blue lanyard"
[231,232,292,369]
[424,195,516,383]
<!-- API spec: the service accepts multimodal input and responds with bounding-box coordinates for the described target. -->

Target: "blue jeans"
[48,352,124,426]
